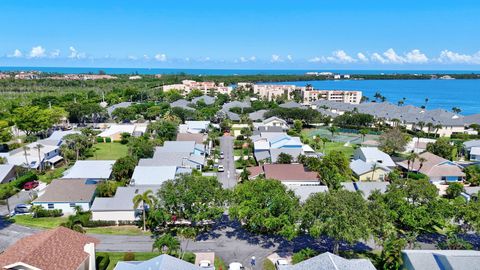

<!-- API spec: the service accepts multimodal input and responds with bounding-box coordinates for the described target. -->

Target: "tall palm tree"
[426,123,434,138]
[371,163,378,181]
[424,97,429,109]
[35,144,44,172]
[452,107,461,114]
[133,190,157,231]
[434,124,443,138]
[359,129,369,142]
[406,153,419,180]
[418,157,427,172]
[328,126,338,140]
[22,146,30,168]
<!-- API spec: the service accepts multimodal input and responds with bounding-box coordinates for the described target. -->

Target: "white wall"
[91,210,136,222]
[32,202,90,214]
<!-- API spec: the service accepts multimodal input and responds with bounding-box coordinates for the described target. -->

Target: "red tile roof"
[0,227,99,270]
[263,164,319,182]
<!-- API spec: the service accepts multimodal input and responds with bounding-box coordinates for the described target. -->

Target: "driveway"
[0,190,35,216]
[218,135,236,189]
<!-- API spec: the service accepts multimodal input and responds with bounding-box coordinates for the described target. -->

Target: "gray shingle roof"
[289,185,329,202]
[91,186,157,211]
[107,102,133,116]
[341,182,389,198]
[279,101,303,109]
[192,95,216,105]
[281,252,375,270]
[270,148,303,163]
[114,254,203,270]
[131,166,177,186]
[249,109,268,121]
[33,179,97,203]
[0,164,15,183]
[402,250,480,270]
[171,99,194,110]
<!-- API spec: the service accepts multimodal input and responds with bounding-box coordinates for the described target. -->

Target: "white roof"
[3,142,59,169]
[131,166,177,186]
[471,147,480,156]
[98,124,136,137]
[0,164,15,182]
[63,160,115,179]
[91,186,157,211]
[357,147,396,167]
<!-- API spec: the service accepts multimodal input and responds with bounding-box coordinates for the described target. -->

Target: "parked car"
[219,152,225,159]
[228,262,244,270]
[275,259,289,269]
[199,260,212,268]
[14,204,31,214]
[23,181,39,191]
[218,165,225,172]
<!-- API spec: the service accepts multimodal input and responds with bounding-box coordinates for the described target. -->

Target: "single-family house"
[0,164,17,184]
[171,99,194,110]
[248,109,268,121]
[405,138,437,154]
[470,147,480,161]
[261,116,289,130]
[0,142,62,170]
[263,164,319,186]
[176,133,205,144]
[179,121,210,134]
[289,185,329,202]
[0,227,99,270]
[341,182,390,198]
[63,160,115,180]
[91,186,157,222]
[98,123,147,142]
[131,166,179,186]
[156,141,206,156]
[401,250,480,270]
[252,132,305,162]
[350,159,391,181]
[397,152,466,183]
[32,179,97,214]
[140,152,205,170]
[107,102,133,117]
[40,130,80,146]
[114,254,205,270]
[231,123,250,137]
[279,252,376,270]
[270,148,303,163]
[353,147,396,168]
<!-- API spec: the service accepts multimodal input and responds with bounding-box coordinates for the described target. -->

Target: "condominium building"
[302,89,362,104]
[253,84,298,101]
[163,80,232,95]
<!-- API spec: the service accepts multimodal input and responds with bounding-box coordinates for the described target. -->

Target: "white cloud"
[308,56,323,63]
[29,46,46,58]
[239,56,256,62]
[68,46,86,59]
[154,53,167,62]
[50,49,60,58]
[128,55,138,60]
[437,50,480,64]
[271,54,282,62]
[383,48,405,63]
[8,49,23,58]
[287,55,293,62]
[143,54,150,60]
[371,52,387,63]
[405,49,428,63]
[331,50,356,63]
[357,52,368,62]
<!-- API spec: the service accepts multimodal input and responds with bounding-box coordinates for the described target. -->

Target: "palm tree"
[417,121,426,134]
[374,92,382,101]
[426,123,434,138]
[371,163,378,181]
[35,144,44,172]
[452,107,461,114]
[359,129,369,142]
[418,157,427,172]
[406,153,419,180]
[424,97,429,109]
[328,126,338,140]
[152,233,180,254]
[133,190,157,231]
[22,146,30,168]
[434,124,443,138]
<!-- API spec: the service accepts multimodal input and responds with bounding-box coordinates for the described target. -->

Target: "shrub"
[292,248,317,264]
[0,172,38,200]
[118,220,137,226]
[182,252,196,264]
[33,208,63,218]
[262,259,276,270]
[8,142,22,150]
[84,220,117,227]
[96,137,105,143]
[96,253,110,270]
[123,252,135,261]
[24,135,38,143]
[105,137,112,143]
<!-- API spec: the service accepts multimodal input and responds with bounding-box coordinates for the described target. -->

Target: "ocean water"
[0,66,480,75]
[264,80,480,115]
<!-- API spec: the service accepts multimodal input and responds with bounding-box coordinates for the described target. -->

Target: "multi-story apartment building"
[302,89,362,104]
[253,84,298,101]
[163,80,232,95]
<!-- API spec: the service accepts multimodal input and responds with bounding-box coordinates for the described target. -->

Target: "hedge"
[84,220,117,227]
[33,208,63,217]
[96,254,110,270]
[0,172,38,200]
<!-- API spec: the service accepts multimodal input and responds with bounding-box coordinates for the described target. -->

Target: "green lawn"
[38,166,69,184]
[87,143,128,160]
[323,142,356,157]
[11,215,67,229]
[97,252,161,270]
[85,226,151,236]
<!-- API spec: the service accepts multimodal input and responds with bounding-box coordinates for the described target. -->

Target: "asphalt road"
[218,135,237,189]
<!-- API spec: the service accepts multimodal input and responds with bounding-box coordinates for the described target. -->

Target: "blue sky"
[1,0,480,69]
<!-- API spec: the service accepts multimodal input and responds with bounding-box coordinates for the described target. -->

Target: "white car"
[275,259,289,269]
[199,260,212,268]
[219,152,225,159]
[228,262,244,270]
[218,165,225,172]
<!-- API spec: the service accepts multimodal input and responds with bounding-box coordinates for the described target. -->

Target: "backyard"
[87,143,129,160]
[97,252,160,270]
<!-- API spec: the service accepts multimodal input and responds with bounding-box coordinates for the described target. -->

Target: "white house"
[0,142,62,170]
[63,160,115,180]
[178,121,210,134]
[91,186,156,222]
[470,147,480,161]
[261,116,289,130]
[32,179,97,214]
[131,166,178,186]
[353,147,396,168]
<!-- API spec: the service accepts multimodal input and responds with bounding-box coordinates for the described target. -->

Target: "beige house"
[350,159,391,181]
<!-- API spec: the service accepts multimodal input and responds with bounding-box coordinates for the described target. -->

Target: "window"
[69,203,76,208]
[47,204,54,209]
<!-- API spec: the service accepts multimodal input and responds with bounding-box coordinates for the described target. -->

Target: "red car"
[23,181,39,191]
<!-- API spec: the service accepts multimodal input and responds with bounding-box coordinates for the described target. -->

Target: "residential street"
[218,135,237,189]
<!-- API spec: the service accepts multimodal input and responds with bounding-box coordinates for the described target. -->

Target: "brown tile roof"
[176,133,205,144]
[0,227,99,270]
[33,179,97,203]
[397,152,465,177]
[263,164,319,182]
[247,166,264,178]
